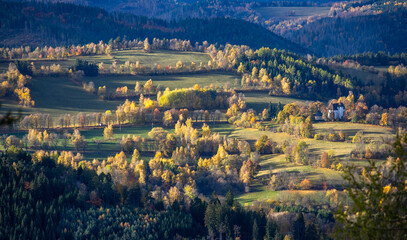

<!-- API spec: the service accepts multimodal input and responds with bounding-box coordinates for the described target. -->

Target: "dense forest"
[0,143,331,240]
[23,0,407,56]
[0,0,307,54]
[283,2,407,56]
[330,52,407,67]
[234,47,353,99]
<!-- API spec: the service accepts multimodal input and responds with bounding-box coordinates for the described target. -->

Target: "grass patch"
[0,76,121,117]
[112,49,211,68]
[225,122,394,156]
[256,6,331,19]
[314,122,394,140]
[237,154,344,205]
[84,72,240,90]
[0,71,239,117]
[257,154,344,185]
[236,188,326,206]
[244,92,308,113]
[331,66,380,84]
[236,183,279,205]
[80,124,174,140]
[0,49,211,73]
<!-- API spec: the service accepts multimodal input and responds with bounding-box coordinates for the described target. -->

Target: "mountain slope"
[283,8,407,56]
[0,1,308,54]
[278,0,407,56]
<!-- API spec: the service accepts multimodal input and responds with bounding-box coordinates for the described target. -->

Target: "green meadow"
[256,6,331,19]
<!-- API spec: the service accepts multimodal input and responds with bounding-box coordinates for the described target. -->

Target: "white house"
[328,103,345,120]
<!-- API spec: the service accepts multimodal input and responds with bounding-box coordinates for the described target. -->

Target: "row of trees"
[0,37,207,60]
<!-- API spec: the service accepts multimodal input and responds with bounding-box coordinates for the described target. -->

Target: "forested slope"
[0,1,307,54]
[283,4,407,56]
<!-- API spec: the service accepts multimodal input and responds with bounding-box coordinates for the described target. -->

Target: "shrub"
[299,179,312,190]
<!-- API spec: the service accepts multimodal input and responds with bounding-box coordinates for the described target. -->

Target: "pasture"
[244,92,308,113]
[314,122,394,141]
[3,125,174,161]
[217,122,394,160]
[0,71,239,117]
[232,122,395,205]
[84,71,240,91]
[0,49,211,73]
[332,65,380,84]
[256,6,331,19]
[0,76,122,117]
[112,50,211,68]
[236,151,345,205]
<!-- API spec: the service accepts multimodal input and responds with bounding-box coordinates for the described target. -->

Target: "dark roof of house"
[329,103,345,110]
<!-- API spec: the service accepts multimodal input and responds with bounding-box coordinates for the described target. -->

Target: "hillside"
[0,1,307,54]
[283,8,407,56]
[30,0,407,56]
[278,0,407,56]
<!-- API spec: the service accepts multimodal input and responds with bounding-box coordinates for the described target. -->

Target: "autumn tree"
[163,111,173,127]
[71,130,87,152]
[335,133,407,240]
[321,152,330,168]
[14,87,34,107]
[239,159,259,192]
[144,79,154,93]
[299,179,312,190]
[255,135,273,154]
[148,127,168,141]
[380,112,388,126]
[104,124,113,140]
[143,38,150,53]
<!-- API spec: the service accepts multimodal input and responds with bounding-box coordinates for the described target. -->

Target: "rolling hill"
[0,0,308,54]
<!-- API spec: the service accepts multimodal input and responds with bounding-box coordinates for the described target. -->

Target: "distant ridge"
[0,1,309,54]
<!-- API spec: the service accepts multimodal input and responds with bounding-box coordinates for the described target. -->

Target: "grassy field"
[314,122,394,140]
[236,188,328,205]
[0,49,211,73]
[375,66,390,72]
[219,122,394,158]
[333,66,381,84]
[237,154,344,205]
[84,72,240,91]
[0,76,122,117]
[244,92,308,113]
[257,154,344,184]
[5,125,174,161]
[112,50,210,68]
[256,6,331,19]
[0,71,239,117]
[236,153,343,204]
[0,56,110,73]
[231,122,395,205]
[79,125,175,160]
[236,153,345,205]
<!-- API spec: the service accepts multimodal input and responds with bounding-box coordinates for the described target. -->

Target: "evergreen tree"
[252,219,260,240]
[273,231,284,240]
[293,213,306,240]
[267,102,274,120]
[305,224,318,240]
[225,190,234,207]
[265,218,278,240]
[15,60,33,76]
